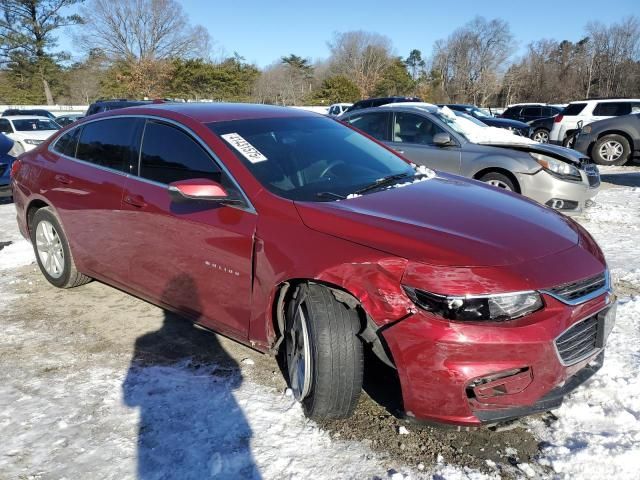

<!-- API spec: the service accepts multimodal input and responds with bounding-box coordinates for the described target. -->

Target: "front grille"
[546,272,606,304]
[555,315,600,365]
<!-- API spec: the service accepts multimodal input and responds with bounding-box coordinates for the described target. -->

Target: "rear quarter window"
[53,128,81,157]
[562,103,587,116]
[76,118,143,173]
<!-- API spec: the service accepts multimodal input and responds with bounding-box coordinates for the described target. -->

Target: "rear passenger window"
[522,107,542,117]
[345,112,389,141]
[139,121,221,184]
[593,102,631,116]
[54,128,81,157]
[76,118,142,172]
[563,103,587,116]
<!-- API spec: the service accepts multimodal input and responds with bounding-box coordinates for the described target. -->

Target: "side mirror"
[168,178,230,202]
[433,132,453,147]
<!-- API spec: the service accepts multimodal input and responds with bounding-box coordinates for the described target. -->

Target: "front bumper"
[381,292,614,426]
[516,169,599,214]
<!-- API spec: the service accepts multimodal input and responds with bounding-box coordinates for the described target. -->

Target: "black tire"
[592,134,631,166]
[285,283,364,420]
[563,132,578,148]
[30,207,91,288]
[479,172,517,192]
[532,128,550,143]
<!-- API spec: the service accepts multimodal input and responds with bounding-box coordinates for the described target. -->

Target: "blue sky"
[61,0,639,66]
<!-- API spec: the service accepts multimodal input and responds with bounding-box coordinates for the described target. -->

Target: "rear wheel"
[532,128,550,143]
[285,283,363,419]
[480,172,516,192]
[30,207,91,288]
[592,134,630,166]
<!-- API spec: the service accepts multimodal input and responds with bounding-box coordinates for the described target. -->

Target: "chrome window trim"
[541,270,610,306]
[48,114,256,214]
[553,303,611,366]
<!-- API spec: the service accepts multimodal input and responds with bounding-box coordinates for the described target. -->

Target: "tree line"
[0,0,638,107]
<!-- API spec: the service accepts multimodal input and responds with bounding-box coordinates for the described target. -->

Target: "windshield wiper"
[352,172,412,196]
[316,191,347,200]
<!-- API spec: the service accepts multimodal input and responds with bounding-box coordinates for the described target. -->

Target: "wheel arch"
[26,197,52,236]
[473,167,521,193]
[595,130,634,149]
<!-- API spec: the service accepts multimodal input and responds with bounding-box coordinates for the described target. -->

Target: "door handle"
[124,194,147,208]
[54,174,71,185]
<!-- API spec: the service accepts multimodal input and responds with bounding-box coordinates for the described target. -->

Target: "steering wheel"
[319,160,344,179]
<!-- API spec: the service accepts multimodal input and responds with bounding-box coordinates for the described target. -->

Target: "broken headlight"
[531,152,581,182]
[403,286,543,322]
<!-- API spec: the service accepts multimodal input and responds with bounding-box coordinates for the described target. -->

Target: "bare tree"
[327,31,393,97]
[78,0,209,61]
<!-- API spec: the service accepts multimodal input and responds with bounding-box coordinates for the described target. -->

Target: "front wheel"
[30,207,91,288]
[480,172,516,192]
[285,284,363,420]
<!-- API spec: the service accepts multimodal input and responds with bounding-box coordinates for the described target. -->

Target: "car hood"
[482,117,530,129]
[295,174,580,267]
[10,130,58,140]
[485,141,588,165]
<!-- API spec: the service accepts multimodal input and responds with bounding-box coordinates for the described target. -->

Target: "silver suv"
[341,103,600,214]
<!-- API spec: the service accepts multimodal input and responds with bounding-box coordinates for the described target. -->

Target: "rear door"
[120,119,257,338]
[521,106,542,122]
[387,112,461,173]
[45,117,144,282]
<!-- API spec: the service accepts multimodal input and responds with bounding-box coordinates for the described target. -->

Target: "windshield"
[12,119,60,131]
[469,107,491,118]
[208,116,414,201]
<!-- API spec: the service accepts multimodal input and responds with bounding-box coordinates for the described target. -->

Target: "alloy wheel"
[485,179,513,191]
[35,220,64,278]
[599,141,623,162]
[286,304,313,400]
[533,130,549,143]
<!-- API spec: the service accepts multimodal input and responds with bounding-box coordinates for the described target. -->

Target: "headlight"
[531,152,581,181]
[403,286,543,322]
[581,125,592,134]
[24,139,43,145]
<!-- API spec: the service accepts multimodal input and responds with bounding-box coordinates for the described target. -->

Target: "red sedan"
[10,103,616,426]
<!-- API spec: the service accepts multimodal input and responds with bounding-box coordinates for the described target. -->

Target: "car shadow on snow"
[122,273,261,479]
[600,171,640,188]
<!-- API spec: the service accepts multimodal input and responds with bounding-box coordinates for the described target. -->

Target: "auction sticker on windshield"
[221,133,268,163]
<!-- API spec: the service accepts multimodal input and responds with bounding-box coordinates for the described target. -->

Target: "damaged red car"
[11,103,616,426]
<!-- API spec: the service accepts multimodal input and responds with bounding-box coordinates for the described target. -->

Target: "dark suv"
[85,99,155,117]
[344,96,421,113]
[501,105,563,123]
[2,109,57,120]
[574,113,640,165]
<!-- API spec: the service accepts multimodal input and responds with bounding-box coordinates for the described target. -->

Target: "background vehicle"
[85,99,155,116]
[501,104,562,123]
[11,103,613,427]
[341,103,599,213]
[328,103,352,116]
[0,116,60,155]
[440,104,532,137]
[2,108,56,120]
[574,113,640,166]
[55,113,85,127]
[528,116,557,143]
[0,133,15,198]
[550,98,640,147]
[344,96,421,113]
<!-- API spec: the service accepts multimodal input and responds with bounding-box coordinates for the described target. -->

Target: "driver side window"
[393,113,445,145]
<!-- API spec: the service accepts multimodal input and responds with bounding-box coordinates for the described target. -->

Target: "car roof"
[5,115,52,120]
[570,98,640,104]
[96,102,318,124]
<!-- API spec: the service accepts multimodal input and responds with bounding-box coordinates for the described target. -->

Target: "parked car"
[501,104,563,123]
[341,103,600,213]
[440,104,532,137]
[573,113,640,166]
[85,99,155,117]
[11,103,615,426]
[550,98,640,147]
[55,113,84,127]
[0,134,15,198]
[328,103,352,116]
[3,108,57,120]
[0,116,60,155]
[344,96,421,113]
[528,116,557,143]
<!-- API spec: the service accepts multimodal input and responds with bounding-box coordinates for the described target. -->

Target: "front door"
[387,112,462,173]
[121,119,257,338]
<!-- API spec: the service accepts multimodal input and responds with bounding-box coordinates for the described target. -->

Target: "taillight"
[10,159,21,179]
[554,114,563,123]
